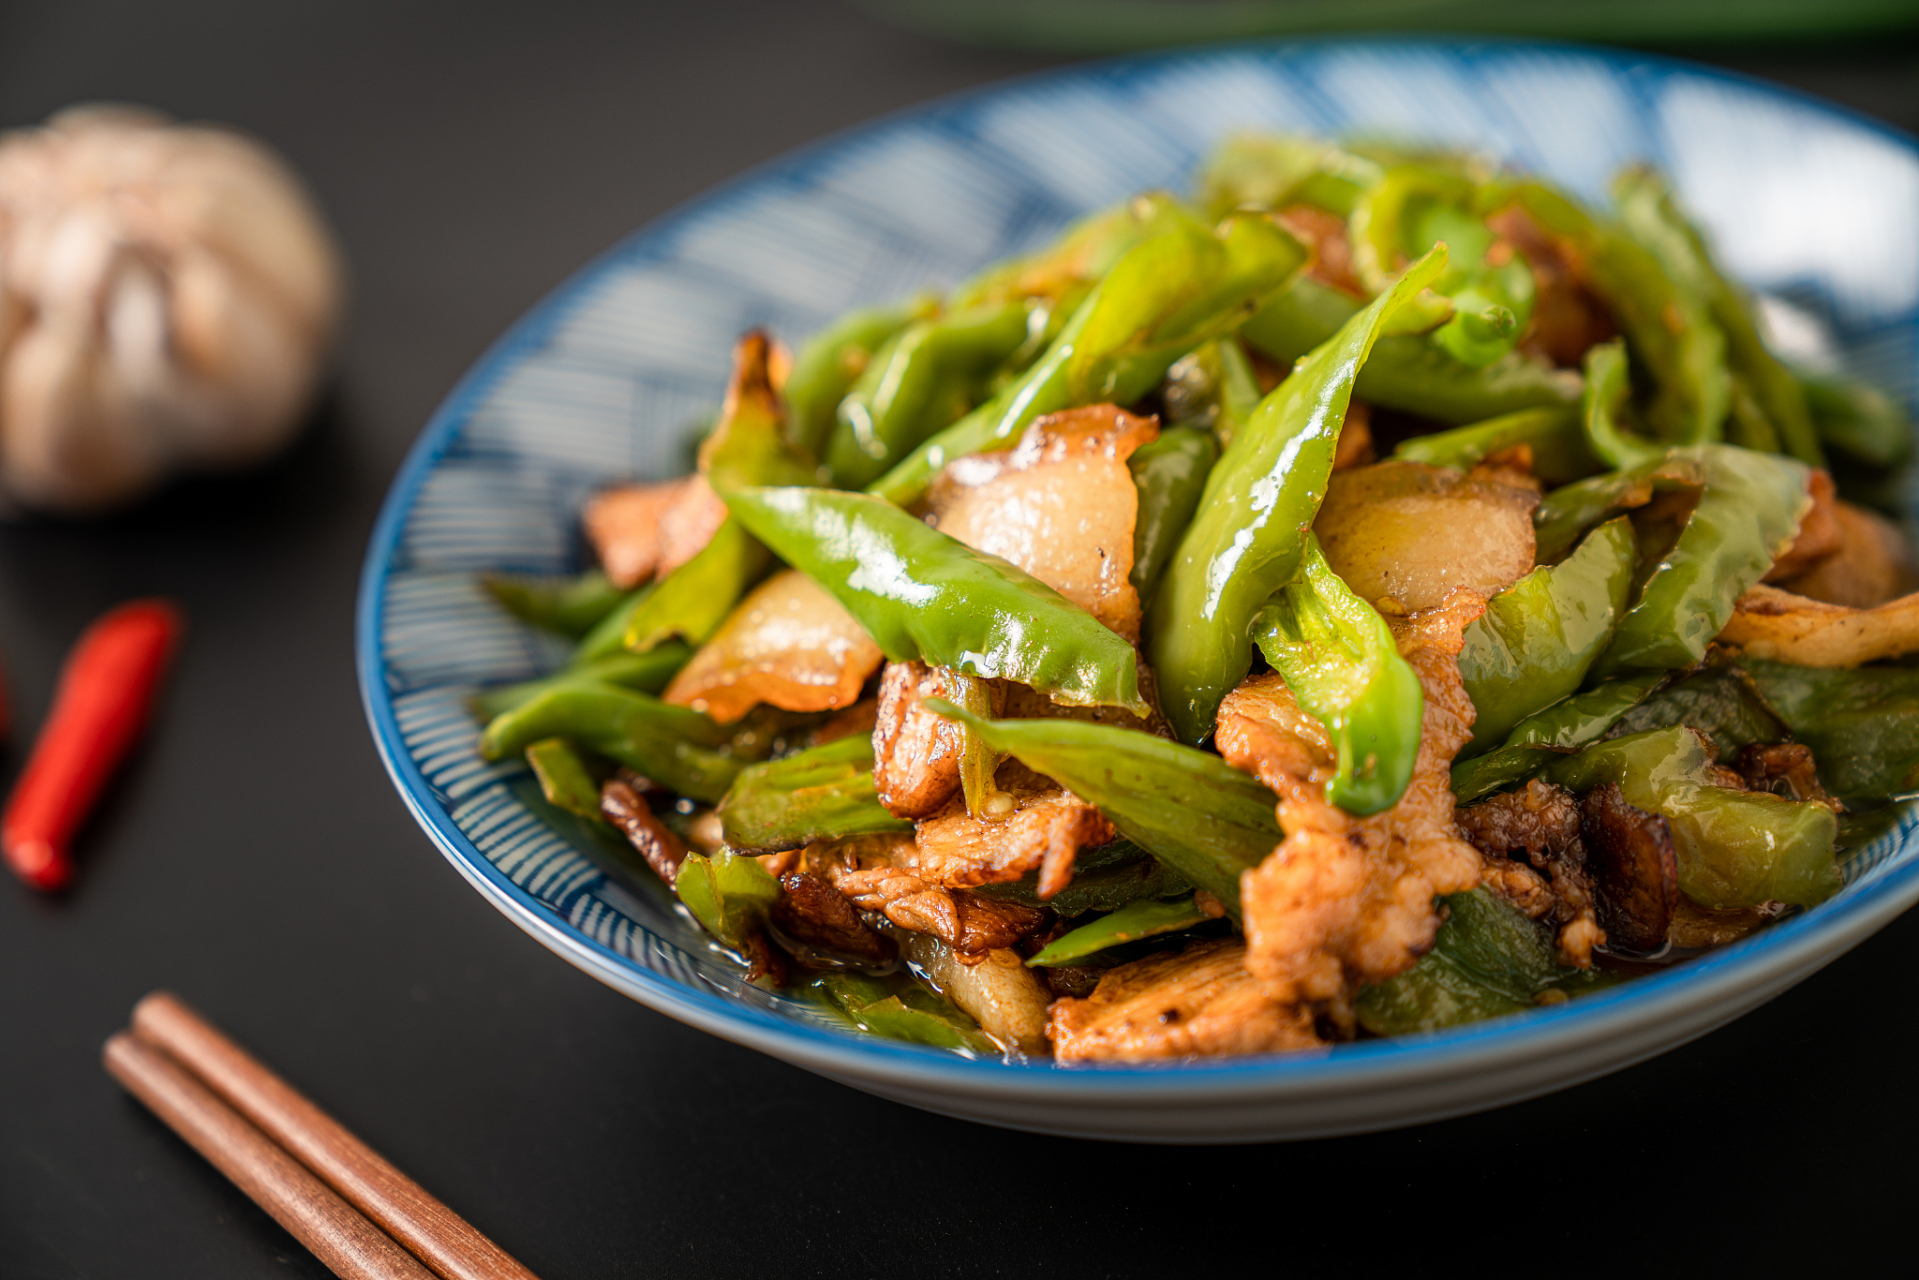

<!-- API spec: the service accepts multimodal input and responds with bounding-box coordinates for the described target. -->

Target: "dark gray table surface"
[2,4,1915,1275]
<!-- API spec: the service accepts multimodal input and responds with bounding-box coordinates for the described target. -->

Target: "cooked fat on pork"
[1048,939,1320,1061]
[925,404,1157,639]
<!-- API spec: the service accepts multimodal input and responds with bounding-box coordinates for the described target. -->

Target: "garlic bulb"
[0,105,344,512]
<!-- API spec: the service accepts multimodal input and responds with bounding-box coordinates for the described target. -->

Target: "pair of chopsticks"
[104,991,539,1280]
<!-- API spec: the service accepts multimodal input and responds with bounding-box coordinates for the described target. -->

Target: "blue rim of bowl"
[357,34,1919,1098]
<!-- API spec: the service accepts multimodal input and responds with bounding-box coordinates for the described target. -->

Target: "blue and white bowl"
[357,38,1919,1143]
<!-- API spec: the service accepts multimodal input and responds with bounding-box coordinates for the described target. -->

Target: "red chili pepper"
[4,599,183,892]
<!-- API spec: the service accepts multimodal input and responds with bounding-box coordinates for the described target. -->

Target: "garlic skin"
[0,105,344,513]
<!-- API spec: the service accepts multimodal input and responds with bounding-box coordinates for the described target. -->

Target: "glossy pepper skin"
[1531,450,1705,562]
[947,191,1196,312]
[923,700,1282,920]
[1515,180,1729,448]
[1545,726,1839,909]
[1351,164,1534,368]
[813,971,996,1054]
[1457,516,1638,752]
[715,734,912,854]
[624,333,821,654]
[483,568,625,638]
[1240,276,1580,425]
[1393,404,1600,485]
[972,839,1191,916]
[824,299,1034,489]
[1026,896,1212,967]
[1127,425,1220,608]
[523,737,606,822]
[866,210,1306,505]
[473,643,693,721]
[1356,887,1613,1034]
[478,680,740,804]
[4,599,183,892]
[1592,444,1810,676]
[784,301,923,458]
[1253,536,1424,816]
[1195,133,1382,221]
[1578,338,1662,469]
[1745,660,1919,804]
[1449,672,1663,805]
[722,486,1148,713]
[1800,371,1913,468]
[1611,166,1823,467]
[676,849,781,946]
[1150,246,1448,745]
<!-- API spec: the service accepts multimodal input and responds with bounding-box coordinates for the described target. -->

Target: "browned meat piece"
[809,697,879,746]
[908,762,1117,899]
[926,404,1158,640]
[1332,399,1375,471]
[1315,460,1539,612]
[1039,964,1107,1000]
[1457,778,1582,860]
[832,863,1046,958]
[1735,742,1842,812]
[1221,590,1489,1029]
[662,569,883,723]
[1763,469,1843,583]
[1456,779,1604,967]
[583,475,728,589]
[739,928,787,987]
[872,662,1006,819]
[1772,498,1919,609]
[771,871,895,965]
[1578,782,1679,956]
[599,777,687,885]
[1487,206,1618,367]
[1480,858,1556,919]
[1048,939,1321,1061]
[1275,203,1366,298]
[1719,582,1919,667]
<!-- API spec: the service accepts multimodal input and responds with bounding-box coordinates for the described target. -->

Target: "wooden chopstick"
[125,991,540,1280]
[104,1032,436,1280]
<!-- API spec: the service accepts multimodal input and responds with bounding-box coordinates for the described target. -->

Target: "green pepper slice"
[474,643,694,720]
[867,210,1305,505]
[1593,444,1810,675]
[483,568,626,638]
[479,680,740,803]
[1127,426,1220,608]
[1356,887,1615,1035]
[1515,180,1729,448]
[972,839,1192,916]
[923,701,1282,920]
[1458,517,1638,752]
[1612,166,1822,466]
[1544,727,1839,909]
[1253,536,1425,815]
[724,486,1147,713]
[717,735,912,854]
[523,737,607,823]
[1393,405,1599,485]
[677,848,782,948]
[1450,672,1664,805]
[813,971,997,1054]
[1150,245,1448,745]
[1196,133,1383,220]
[1578,338,1663,469]
[824,299,1035,489]
[1607,661,1789,760]
[1800,372,1913,468]
[785,301,925,459]
[1745,659,1919,804]
[1026,896,1213,967]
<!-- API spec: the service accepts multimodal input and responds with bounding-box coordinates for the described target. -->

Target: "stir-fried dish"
[475,133,1919,1062]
